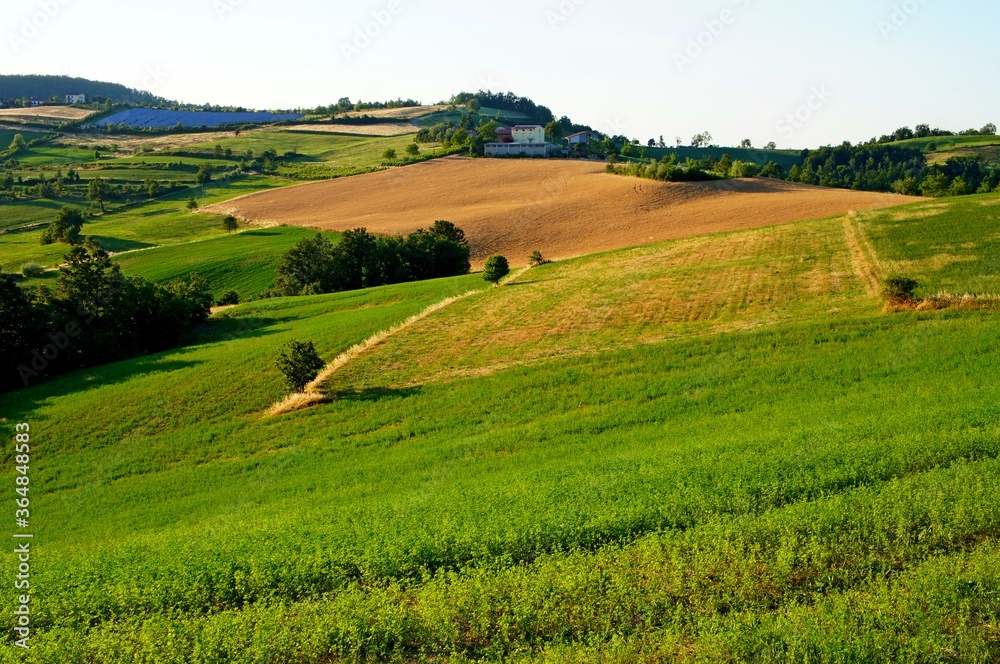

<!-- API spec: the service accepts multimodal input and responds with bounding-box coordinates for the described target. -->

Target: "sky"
[2,0,997,149]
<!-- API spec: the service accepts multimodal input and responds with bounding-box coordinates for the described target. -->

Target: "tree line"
[272,221,471,297]
[611,140,1000,198]
[0,243,213,392]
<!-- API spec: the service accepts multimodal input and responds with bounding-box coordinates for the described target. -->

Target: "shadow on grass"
[91,237,158,252]
[0,355,206,422]
[188,317,285,346]
[327,386,423,403]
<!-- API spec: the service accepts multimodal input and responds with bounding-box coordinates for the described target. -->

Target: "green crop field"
[0,175,293,272]
[2,192,1000,662]
[186,129,433,172]
[896,134,1000,153]
[0,129,46,149]
[854,196,1000,296]
[644,145,803,169]
[112,227,340,300]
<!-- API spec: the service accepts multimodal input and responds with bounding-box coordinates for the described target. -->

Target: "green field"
[644,145,803,169]
[896,133,1000,153]
[0,129,46,150]
[111,227,340,300]
[855,195,1000,296]
[3,192,1000,661]
[0,176,294,272]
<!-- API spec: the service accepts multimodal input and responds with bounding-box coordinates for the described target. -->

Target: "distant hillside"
[0,74,168,105]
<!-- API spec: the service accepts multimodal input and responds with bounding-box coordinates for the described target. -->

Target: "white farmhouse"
[65,93,87,104]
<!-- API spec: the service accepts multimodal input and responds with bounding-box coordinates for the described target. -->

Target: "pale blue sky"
[3,0,997,148]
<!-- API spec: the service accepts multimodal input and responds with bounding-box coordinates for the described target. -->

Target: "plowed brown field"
[206,157,920,266]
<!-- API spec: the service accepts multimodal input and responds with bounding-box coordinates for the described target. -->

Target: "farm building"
[484,142,554,157]
[496,126,514,143]
[65,93,86,104]
[28,98,46,107]
[512,125,546,144]
[564,130,596,146]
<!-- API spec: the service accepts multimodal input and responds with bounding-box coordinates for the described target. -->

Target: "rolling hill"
[2,193,1000,661]
[0,74,168,105]
[207,157,919,266]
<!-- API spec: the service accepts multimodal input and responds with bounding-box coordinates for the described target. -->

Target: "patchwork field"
[339,104,449,120]
[284,122,419,136]
[208,157,920,266]
[0,106,94,122]
[3,193,1000,662]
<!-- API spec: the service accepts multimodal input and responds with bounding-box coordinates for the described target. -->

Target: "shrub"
[186,197,199,211]
[406,143,420,156]
[383,149,397,160]
[483,255,510,285]
[20,263,45,278]
[882,276,920,302]
[275,340,326,393]
[528,251,547,267]
[216,290,240,306]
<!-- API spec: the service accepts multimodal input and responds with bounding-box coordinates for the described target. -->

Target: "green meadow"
[2,192,999,662]
[111,227,340,300]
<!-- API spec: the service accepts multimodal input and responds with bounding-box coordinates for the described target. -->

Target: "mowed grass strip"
[331,214,875,391]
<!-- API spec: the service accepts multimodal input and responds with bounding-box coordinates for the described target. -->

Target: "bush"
[883,276,920,302]
[275,340,325,393]
[20,263,45,278]
[186,197,199,211]
[528,251,547,267]
[406,143,420,156]
[483,255,510,285]
[383,149,397,160]
[216,290,240,306]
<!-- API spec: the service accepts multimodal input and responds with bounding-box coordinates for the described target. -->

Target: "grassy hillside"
[0,74,167,105]
[111,227,339,300]
[644,145,803,169]
[853,196,1000,296]
[2,193,999,661]
[0,176,292,273]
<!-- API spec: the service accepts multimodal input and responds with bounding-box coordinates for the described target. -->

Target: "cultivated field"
[284,122,418,136]
[209,157,920,265]
[339,104,449,120]
[0,105,94,122]
[4,194,1000,661]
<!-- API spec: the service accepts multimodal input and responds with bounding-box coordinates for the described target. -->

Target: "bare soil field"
[0,106,95,121]
[207,157,920,266]
[284,122,417,137]
[339,105,449,120]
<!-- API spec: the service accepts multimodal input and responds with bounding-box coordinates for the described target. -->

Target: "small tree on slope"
[483,255,510,286]
[275,340,325,393]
